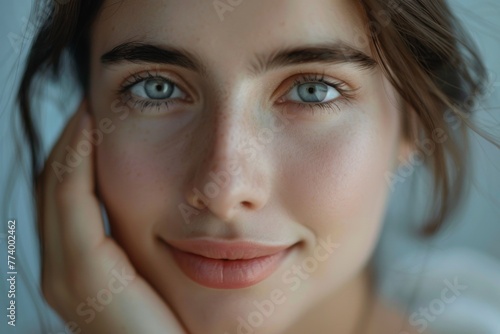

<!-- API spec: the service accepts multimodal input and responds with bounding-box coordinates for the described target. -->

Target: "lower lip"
[166,244,291,289]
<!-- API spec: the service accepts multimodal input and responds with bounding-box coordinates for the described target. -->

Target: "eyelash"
[117,70,356,114]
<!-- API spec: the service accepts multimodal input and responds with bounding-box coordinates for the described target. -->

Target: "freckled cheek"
[94,135,181,231]
[285,127,393,231]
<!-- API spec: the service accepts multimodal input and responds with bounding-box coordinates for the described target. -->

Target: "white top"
[376,246,500,333]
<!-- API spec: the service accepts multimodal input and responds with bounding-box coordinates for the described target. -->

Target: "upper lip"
[163,238,294,260]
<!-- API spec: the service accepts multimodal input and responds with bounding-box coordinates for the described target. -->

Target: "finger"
[39,99,89,251]
[52,105,107,254]
[41,100,89,191]
[39,100,90,272]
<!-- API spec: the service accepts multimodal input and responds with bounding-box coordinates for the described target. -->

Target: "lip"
[162,239,294,289]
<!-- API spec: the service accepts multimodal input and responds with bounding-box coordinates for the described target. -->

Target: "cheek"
[281,105,400,236]
[274,95,402,297]
[97,143,159,218]
[94,121,184,244]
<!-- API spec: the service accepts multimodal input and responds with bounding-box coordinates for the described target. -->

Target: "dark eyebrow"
[250,42,378,75]
[100,41,377,75]
[101,42,205,73]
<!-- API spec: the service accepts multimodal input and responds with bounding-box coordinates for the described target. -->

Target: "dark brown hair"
[18,0,490,234]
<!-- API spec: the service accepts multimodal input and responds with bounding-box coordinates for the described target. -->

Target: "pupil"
[144,79,173,99]
[298,83,328,102]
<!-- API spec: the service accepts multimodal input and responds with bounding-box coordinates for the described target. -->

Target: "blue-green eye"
[130,77,186,100]
[286,82,340,103]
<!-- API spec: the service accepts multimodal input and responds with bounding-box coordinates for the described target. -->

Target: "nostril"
[195,197,206,208]
[187,190,208,209]
[241,201,253,209]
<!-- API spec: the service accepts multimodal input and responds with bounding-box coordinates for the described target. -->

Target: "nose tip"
[185,168,266,222]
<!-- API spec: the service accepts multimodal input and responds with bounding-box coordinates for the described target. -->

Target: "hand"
[37,100,187,334]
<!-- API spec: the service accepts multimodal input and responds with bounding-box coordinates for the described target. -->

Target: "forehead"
[91,0,370,62]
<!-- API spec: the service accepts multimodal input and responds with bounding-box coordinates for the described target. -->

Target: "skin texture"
[39,102,187,333]
[85,0,410,332]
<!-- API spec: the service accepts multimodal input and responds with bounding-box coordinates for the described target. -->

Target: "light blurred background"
[0,1,499,333]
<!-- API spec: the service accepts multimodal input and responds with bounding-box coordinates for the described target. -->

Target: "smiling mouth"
[161,239,296,289]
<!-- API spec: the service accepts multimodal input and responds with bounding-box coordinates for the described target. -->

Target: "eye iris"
[144,79,173,99]
[298,83,328,102]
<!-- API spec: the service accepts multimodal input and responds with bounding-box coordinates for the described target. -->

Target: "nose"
[183,103,271,222]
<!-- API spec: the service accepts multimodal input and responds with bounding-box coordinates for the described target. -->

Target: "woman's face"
[90,0,406,332]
